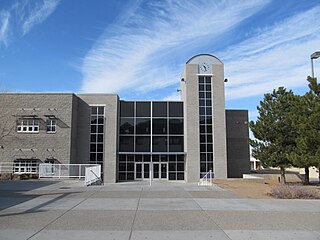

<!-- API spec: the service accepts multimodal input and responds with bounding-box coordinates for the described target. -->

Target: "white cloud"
[81,0,269,95]
[0,11,10,46]
[222,5,320,100]
[161,91,181,101]
[21,0,60,35]
[0,0,60,47]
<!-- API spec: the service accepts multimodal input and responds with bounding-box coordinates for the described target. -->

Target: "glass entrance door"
[152,163,168,180]
[135,163,150,180]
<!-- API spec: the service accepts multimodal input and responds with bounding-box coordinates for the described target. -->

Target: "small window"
[17,119,39,133]
[46,119,57,133]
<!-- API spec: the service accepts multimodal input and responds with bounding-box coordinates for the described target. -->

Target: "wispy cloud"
[0,0,60,47]
[222,5,320,100]
[0,11,10,46]
[81,0,269,96]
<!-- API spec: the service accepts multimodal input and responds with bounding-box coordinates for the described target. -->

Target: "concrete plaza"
[0,180,319,240]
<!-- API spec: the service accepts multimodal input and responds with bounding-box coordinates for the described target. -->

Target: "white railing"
[198,170,213,186]
[38,164,100,179]
[85,165,102,186]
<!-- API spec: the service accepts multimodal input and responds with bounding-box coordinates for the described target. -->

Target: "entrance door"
[152,163,168,180]
[135,163,150,180]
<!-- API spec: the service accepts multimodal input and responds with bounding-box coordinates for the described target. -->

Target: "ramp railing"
[85,165,102,186]
[198,170,213,186]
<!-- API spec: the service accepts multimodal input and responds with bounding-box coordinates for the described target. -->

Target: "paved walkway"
[0,180,320,240]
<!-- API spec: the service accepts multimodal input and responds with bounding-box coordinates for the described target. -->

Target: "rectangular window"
[90,106,105,166]
[46,119,57,133]
[152,102,167,117]
[14,160,38,174]
[136,102,151,117]
[120,101,134,117]
[17,119,39,133]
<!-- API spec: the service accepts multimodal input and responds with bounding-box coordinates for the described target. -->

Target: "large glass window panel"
[153,102,167,117]
[205,76,211,83]
[169,102,183,117]
[120,101,134,117]
[120,118,134,134]
[199,76,205,83]
[152,119,167,134]
[119,136,134,152]
[136,102,151,117]
[135,136,150,152]
[169,119,183,134]
[152,136,167,152]
[169,136,184,152]
[136,118,150,134]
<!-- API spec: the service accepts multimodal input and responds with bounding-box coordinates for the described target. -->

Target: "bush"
[269,184,320,199]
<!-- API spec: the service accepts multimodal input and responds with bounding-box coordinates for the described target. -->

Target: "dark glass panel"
[207,134,213,143]
[127,163,134,171]
[200,125,205,133]
[120,101,134,117]
[119,154,126,162]
[199,84,205,91]
[127,172,134,180]
[152,155,159,162]
[206,100,212,106]
[169,102,183,117]
[119,163,126,171]
[177,163,184,171]
[91,116,98,124]
[169,136,184,152]
[169,163,176,171]
[199,92,205,98]
[98,125,104,133]
[160,155,168,162]
[169,119,183,134]
[90,134,96,142]
[200,135,206,143]
[199,99,205,106]
[135,136,150,152]
[177,155,184,162]
[120,118,134,134]
[177,172,184,180]
[136,102,151,117]
[153,119,167,134]
[207,144,213,152]
[153,102,167,117]
[200,144,206,152]
[206,92,211,98]
[90,153,96,161]
[119,136,134,152]
[199,76,205,83]
[206,107,212,115]
[200,116,205,124]
[98,107,104,115]
[90,125,96,133]
[169,155,176,162]
[135,155,142,162]
[97,153,103,161]
[169,172,176,180]
[206,85,211,91]
[97,134,104,142]
[97,144,103,152]
[152,136,167,152]
[97,116,104,124]
[199,107,205,116]
[90,144,96,152]
[119,172,126,180]
[205,76,211,83]
[207,162,213,171]
[207,125,212,134]
[206,116,212,124]
[127,155,134,162]
[136,118,151,134]
[144,155,151,162]
[200,163,207,172]
[91,107,97,115]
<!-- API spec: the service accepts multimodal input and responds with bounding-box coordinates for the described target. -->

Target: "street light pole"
[310,51,320,78]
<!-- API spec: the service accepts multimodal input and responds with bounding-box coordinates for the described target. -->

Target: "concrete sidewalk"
[0,180,319,240]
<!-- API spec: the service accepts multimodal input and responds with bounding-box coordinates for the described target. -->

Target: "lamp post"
[311,51,320,78]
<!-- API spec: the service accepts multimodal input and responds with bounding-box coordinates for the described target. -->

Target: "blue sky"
[0,0,320,122]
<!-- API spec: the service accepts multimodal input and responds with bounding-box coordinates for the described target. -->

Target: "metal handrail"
[198,170,213,186]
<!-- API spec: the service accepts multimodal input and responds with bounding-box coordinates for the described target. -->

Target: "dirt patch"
[213,179,320,200]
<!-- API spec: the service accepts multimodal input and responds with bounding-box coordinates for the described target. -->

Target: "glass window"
[169,136,183,152]
[152,136,167,152]
[17,119,40,133]
[120,118,134,134]
[120,101,134,117]
[152,119,167,134]
[153,102,167,117]
[136,118,150,134]
[135,136,150,152]
[199,76,205,83]
[136,102,151,117]
[119,136,134,152]
[205,76,211,83]
[169,102,183,117]
[46,119,56,133]
[169,119,183,134]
